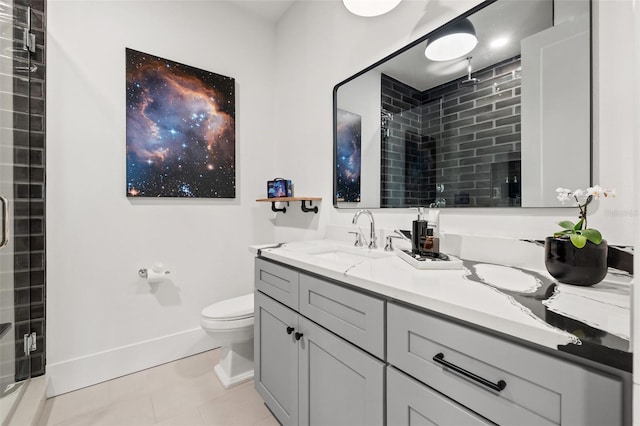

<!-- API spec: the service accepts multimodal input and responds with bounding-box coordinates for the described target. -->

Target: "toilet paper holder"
[138,263,171,279]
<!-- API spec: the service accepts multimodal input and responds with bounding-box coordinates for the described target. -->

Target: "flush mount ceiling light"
[424,18,478,61]
[490,37,509,49]
[342,0,402,17]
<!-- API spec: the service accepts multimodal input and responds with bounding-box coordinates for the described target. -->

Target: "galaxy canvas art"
[335,109,361,203]
[126,48,235,198]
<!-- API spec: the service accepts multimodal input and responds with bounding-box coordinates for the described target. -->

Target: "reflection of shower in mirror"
[460,56,479,86]
[381,109,393,140]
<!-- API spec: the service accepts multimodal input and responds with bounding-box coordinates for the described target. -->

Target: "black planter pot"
[544,237,608,286]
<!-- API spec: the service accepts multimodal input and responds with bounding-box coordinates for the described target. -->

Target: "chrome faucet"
[352,209,377,249]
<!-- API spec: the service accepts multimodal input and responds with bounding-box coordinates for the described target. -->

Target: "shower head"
[461,56,479,86]
[460,77,479,87]
[460,78,480,87]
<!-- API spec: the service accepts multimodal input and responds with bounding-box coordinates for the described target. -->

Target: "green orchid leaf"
[558,220,576,230]
[574,218,584,231]
[570,233,587,248]
[582,228,603,245]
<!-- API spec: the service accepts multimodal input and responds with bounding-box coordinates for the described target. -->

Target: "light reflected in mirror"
[333,0,591,209]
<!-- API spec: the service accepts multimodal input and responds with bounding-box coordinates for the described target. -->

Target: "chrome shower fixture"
[461,56,480,86]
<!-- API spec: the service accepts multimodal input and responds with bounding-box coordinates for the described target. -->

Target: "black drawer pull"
[286,326,295,335]
[295,332,304,341]
[433,353,506,392]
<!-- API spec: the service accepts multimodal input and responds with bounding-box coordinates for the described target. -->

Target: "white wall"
[46,0,277,396]
[273,0,636,246]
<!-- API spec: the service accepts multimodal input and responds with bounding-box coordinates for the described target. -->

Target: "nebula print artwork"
[126,48,235,198]
[335,109,361,203]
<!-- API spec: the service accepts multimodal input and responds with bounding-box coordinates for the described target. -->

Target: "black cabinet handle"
[286,326,294,335]
[294,332,304,341]
[433,353,506,392]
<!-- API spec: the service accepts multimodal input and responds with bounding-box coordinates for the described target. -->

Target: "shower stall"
[0,0,46,423]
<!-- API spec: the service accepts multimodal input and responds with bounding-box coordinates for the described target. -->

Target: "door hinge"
[23,332,36,356]
[22,29,36,54]
[22,7,36,54]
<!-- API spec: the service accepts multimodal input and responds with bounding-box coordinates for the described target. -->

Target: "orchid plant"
[554,185,615,248]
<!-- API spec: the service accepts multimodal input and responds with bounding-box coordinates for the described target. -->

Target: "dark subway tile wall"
[11,1,46,380]
[431,56,522,207]
[381,74,433,207]
[380,57,522,208]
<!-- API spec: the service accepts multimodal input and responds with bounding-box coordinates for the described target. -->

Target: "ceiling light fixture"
[342,0,402,17]
[424,18,478,61]
[490,37,509,49]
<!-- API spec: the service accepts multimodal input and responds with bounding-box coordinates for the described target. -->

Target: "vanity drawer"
[299,274,385,359]
[255,258,299,310]
[387,366,492,426]
[387,302,623,426]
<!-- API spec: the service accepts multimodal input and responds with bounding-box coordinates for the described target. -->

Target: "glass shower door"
[0,0,36,422]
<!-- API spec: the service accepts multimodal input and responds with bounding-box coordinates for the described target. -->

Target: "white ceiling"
[229,0,298,23]
[231,0,553,92]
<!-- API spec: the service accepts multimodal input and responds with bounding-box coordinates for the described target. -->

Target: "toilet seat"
[201,293,253,321]
[201,316,253,331]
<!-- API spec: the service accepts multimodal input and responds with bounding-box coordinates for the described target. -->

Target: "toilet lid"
[202,293,254,321]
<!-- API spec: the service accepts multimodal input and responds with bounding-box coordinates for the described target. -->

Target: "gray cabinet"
[387,302,624,426]
[299,273,385,359]
[255,257,299,310]
[255,258,627,426]
[254,260,385,426]
[387,366,491,426]
[298,316,384,426]
[254,291,299,425]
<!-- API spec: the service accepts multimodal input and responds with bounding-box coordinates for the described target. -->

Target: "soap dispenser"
[411,207,428,254]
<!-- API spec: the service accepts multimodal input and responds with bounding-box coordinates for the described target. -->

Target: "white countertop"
[251,237,631,358]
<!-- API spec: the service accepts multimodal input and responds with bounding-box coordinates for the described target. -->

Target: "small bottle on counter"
[420,228,440,256]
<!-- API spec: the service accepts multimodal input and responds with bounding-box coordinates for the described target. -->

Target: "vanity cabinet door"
[254,291,299,426]
[298,316,385,426]
[387,366,492,426]
[255,257,299,310]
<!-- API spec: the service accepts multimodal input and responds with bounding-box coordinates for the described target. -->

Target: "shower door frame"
[0,0,46,423]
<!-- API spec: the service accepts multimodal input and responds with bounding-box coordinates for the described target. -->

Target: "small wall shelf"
[256,197,322,214]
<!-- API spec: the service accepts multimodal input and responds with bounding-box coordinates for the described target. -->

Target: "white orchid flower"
[555,187,572,203]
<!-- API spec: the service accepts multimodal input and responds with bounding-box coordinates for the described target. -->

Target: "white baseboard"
[46,328,217,397]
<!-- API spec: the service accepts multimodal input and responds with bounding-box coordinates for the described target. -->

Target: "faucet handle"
[369,236,377,250]
[348,231,366,247]
[384,235,408,251]
[384,235,404,251]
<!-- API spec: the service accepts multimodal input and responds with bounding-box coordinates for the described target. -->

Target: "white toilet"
[200,293,254,389]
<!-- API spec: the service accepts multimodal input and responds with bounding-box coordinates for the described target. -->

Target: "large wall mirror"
[333,0,591,209]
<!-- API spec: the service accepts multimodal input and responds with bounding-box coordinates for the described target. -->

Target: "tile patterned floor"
[37,350,278,426]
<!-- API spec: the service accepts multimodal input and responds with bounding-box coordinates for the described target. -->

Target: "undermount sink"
[311,248,391,263]
[288,243,395,264]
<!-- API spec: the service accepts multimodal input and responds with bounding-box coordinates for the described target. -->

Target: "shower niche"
[490,160,521,207]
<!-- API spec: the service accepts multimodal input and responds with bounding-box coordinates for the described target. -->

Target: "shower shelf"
[256,197,322,214]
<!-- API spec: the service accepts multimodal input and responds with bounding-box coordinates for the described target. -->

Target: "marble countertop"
[252,236,632,372]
